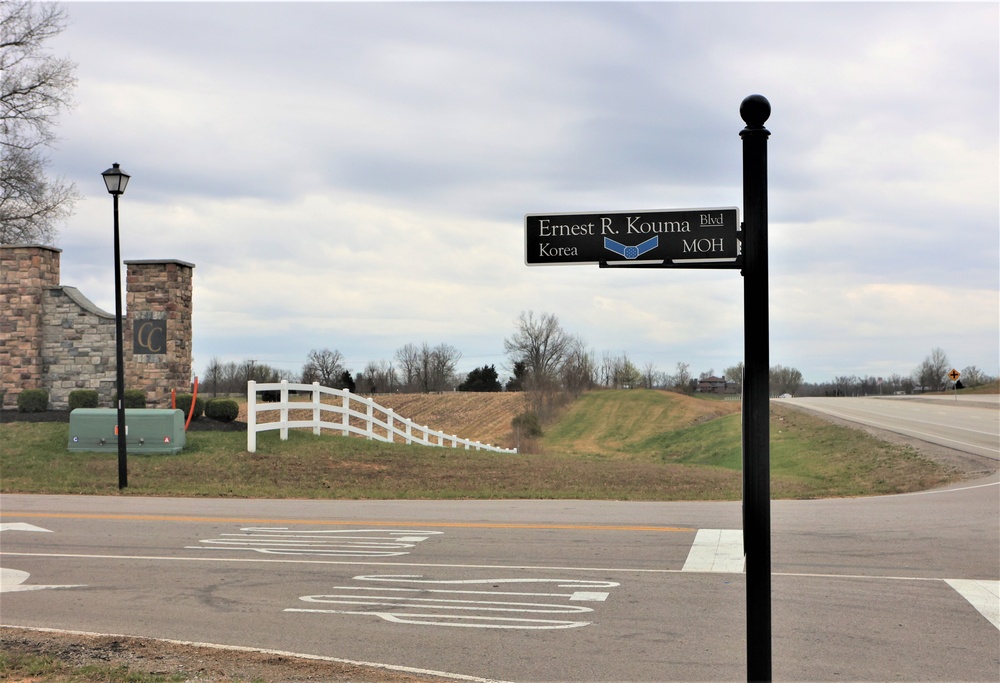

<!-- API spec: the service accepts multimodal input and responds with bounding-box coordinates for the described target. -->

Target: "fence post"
[406,421,412,444]
[280,379,289,441]
[452,435,458,448]
[366,401,374,440]
[342,389,350,437]
[312,382,321,435]
[387,410,394,442]
[247,380,257,453]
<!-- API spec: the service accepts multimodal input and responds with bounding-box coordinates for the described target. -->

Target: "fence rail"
[246,380,516,454]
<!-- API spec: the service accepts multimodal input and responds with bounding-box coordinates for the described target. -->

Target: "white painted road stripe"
[1,550,991,588]
[945,579,1000,630]
[682,529,745,573]
[0,523,53,533]
[0,567,84,593]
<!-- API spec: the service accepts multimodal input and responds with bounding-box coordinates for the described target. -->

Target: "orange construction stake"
[185,377,199,430]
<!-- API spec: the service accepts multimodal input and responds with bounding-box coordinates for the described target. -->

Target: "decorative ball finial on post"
[740,94,771,129]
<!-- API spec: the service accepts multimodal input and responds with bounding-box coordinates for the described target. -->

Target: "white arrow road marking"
[0,523,54,533]
[350,575,619,588]
[945,579,1000,630]
[287,609,591,630]
[188,528,442,557]
[0,567,84,593]
[682,529,745,573]
[1,523,84,593]
[285,575,617,629]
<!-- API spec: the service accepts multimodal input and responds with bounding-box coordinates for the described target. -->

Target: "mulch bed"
[0,408,247,431]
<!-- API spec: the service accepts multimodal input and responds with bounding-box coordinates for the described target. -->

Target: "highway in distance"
[780,394,1000,461]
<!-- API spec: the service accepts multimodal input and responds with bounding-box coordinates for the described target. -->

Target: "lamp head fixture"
[102,163,130,195]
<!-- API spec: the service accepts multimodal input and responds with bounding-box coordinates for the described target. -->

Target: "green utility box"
[68,408,186,454]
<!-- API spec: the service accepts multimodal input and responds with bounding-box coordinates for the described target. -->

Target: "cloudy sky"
[45,1,998,385]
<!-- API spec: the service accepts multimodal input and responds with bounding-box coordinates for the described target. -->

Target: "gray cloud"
[46,1,998,383]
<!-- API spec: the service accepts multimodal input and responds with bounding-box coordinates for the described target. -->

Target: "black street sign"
[525,207,741,268]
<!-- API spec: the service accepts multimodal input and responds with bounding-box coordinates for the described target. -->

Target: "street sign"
[524,207,741,268]
[949,368,961,381]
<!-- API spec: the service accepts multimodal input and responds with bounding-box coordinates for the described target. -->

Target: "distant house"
[696,376,735,394]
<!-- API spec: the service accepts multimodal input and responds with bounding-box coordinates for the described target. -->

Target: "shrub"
[112,390,146,409]
[175,393,205,420]
[511,411,542,437]
[17,389,49,413]
[205,398,239,422]
[68,389,99,410]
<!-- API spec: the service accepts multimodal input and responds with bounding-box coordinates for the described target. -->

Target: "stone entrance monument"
[1,244,194,410]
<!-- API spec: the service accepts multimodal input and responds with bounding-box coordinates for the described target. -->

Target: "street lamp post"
[102,163,131,490]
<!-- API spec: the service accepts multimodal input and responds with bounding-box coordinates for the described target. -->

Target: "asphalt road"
[2,485,998,682]
[781,395,1000,461]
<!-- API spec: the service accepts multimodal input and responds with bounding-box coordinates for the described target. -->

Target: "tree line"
[197,311,807,404]
[794,347,995,397]
[199,314,994,405]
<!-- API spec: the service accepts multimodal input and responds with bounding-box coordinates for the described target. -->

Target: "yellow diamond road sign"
[948,368,961,381]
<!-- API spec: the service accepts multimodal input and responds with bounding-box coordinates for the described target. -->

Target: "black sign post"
[523,95,773,681]
[740,94,772,682]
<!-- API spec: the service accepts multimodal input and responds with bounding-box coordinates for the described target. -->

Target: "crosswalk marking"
[945,579,1000,630]
[682,529,745,573]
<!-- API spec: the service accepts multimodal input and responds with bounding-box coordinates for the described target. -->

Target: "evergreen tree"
[458,364,503,392]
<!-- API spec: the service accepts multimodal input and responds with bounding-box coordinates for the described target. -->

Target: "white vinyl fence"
[246,380,517,454]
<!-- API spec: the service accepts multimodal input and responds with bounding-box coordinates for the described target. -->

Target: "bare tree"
[833,375,858,396]
[602,351,640,389]
[395,343,421,392]
[219,361,241,394]
[1,1,79,245]
[203,356,224,396]
[503,311,574,416]
[426,342,461,392]
[671,362,692,394]
[913,347,949,392]
[504,311,572,391]
[769,365,803,396]
[639,361,660,389]
[356,360,398,394]
[961,366,990,388]
[560,336,595,396]
[723,362,744,388]
[301,348,345,387]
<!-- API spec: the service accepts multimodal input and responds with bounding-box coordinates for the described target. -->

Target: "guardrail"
[246,380,517,454]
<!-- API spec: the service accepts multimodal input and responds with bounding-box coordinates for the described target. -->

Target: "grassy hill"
[543,390,740,458]
[372,392,527,449]
[237,391,527,450]
[542,389,969,497]
[1,389,972,499]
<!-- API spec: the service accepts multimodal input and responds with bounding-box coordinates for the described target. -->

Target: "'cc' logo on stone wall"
[134,319,167,355]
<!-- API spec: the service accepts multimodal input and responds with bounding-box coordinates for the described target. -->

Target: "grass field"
[0,390,964,500]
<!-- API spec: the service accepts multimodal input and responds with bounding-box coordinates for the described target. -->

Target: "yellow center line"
[0,511,693,533]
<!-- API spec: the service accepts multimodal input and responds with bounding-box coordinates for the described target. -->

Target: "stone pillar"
[125,259,195,408]
[0,245,61,409]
